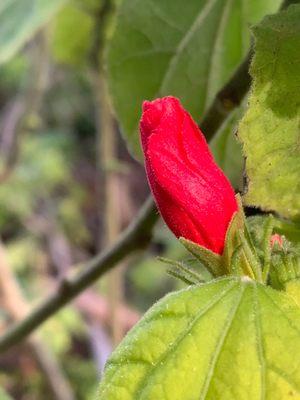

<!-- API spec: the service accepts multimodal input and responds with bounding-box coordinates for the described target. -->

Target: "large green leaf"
[106,0,282,157]
[239,5,300,220]
[98,277,300,399]
[210,102,245,189]
[50,2,94,67]
[0,0,67,64]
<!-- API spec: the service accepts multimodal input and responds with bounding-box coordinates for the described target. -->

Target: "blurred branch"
[0,32,50,184]
[200,50,251,139]
[89,0,114,69]
[0,196,157,352]
[91,0,125,346]
[0,98,25,183]
[0,242,75,400]
[94,74,125,346]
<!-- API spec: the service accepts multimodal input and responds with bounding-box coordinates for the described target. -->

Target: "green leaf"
[0,0,67,64]
[99,277,300,399]
[210,103,245,189]
[285,279,300,307]
[106,0,282,157]
[50,3,94,67]
[238,5,300,220]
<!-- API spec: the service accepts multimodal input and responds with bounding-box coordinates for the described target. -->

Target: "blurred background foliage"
[0,0,284,399]
[0,1,186,398]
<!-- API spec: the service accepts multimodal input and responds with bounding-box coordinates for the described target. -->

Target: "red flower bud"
[270,234,283,248]
[140,96,238,255]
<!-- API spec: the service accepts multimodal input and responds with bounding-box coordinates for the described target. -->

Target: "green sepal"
[179,195,263,281]
[179,237,222,277]
[158,257,204,285]
[270,251,300,290]
[270,243,300,304]
[222,195,246,273]
[221,194,261,280]
[229,244,246,277]
[179,194,295,285]
[166,268,199,286]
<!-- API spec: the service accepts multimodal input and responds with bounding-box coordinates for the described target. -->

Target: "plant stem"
[238,232,262,282]
[93,66,125,346]
[201,50,251,140]
[262,215,275,283]
[91,0,125,346]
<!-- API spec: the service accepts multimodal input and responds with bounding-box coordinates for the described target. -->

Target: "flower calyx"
[180,199,294,285]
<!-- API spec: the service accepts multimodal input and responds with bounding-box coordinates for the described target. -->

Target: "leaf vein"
[262,289,300,336]
[159,0,220,93]
[198,283,246,400]
[134,279,238,397]
[204,0,234,110]
[253,284,266,400]
[267,364,300,394]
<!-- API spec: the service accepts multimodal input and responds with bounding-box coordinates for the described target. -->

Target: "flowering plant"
[139,96,299,287]
[99,90,300,398]
[140,96,237,255]
[98,4,300,400]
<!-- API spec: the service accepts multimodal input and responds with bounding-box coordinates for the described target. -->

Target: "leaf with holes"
[98,277,300,399]
[0,0,67,64]
[239,5,300,220]
[106,0,281,157]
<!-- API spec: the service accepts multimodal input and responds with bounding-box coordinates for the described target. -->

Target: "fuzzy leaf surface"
[0,0,66,64]
[99,277,300,399]
[239,5,300,220]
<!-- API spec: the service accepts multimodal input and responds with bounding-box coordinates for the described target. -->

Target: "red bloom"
[140,96,238,255]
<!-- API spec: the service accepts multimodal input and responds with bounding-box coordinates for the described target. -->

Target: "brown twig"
[91,0,126,346]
